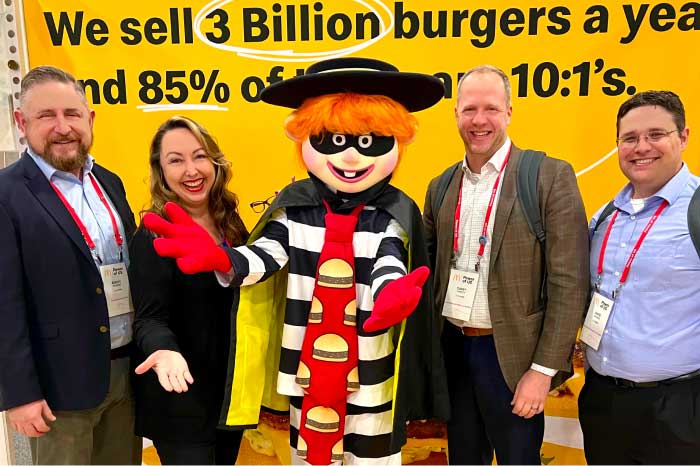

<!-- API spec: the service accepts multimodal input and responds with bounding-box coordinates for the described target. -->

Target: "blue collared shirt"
[28,150,132,349]
[587,164,700,382]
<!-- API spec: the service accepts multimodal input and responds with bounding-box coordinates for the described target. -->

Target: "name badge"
[441,268,479,321]
[580,291,614,351]
[99,262,134,318]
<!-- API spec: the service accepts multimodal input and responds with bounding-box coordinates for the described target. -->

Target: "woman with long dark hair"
[129,116,248,464]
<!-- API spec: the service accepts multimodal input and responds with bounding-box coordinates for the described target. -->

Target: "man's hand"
[8,400,56,437]
[511,369,552,418]
[143,202,232,274]
[135,349,194,393]
[363,266,429,332]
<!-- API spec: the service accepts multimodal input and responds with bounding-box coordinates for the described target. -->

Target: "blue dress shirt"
[587,164,700,382]
[28,150,132,349]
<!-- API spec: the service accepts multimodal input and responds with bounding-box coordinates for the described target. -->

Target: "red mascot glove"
[143,202,232,274]
[363,266,430,332]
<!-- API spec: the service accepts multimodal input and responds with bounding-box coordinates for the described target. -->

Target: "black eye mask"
[309,133,396,157]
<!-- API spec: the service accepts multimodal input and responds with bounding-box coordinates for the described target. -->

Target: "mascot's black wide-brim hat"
[260,57,444,112]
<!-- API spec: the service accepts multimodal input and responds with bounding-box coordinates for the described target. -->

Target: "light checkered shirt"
[447,138,510,329]
[445,137,557,377]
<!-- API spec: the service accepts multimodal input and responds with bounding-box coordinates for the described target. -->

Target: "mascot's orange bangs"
[286,93,418,159]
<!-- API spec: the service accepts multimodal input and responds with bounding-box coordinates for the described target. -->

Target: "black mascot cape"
[146,57,449,465]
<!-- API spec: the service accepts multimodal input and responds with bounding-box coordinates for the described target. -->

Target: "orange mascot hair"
[285,93,418,165]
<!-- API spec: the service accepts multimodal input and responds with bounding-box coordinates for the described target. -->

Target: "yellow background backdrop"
[19,1,700,463]
[22,0,700,226]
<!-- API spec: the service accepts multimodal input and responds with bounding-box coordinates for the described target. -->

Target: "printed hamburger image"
[296,435,308,460]
[332,439,344,462]
[317,258,354,288]
[305,406,340,433]
[343,299,357,326]
[312,333,349,362]
[346,367,360,392]
[296,361,311,389]
[309,296,324,324]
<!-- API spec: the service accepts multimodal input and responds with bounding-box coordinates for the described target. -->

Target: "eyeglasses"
[617,129,678,148]
[250,195,275,213]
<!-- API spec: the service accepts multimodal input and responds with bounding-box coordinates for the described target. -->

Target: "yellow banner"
[21,1,700,463]
[22,0,700,226]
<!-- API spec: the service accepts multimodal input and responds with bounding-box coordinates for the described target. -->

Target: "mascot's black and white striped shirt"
[227,203,409,463]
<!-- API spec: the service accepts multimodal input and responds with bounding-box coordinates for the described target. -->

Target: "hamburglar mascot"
[144,57,449,465]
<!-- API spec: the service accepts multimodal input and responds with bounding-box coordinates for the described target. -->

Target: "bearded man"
[0,65,140,465]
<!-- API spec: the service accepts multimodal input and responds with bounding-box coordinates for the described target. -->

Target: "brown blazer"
[423,144,589,391]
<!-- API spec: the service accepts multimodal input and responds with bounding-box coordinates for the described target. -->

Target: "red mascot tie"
[296,201,364,465]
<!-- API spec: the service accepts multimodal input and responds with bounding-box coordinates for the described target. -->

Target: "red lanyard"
[49,173,123,261]
[596,200,669,296]
[453,147,511,270]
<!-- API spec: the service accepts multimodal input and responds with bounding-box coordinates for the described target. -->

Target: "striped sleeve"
[370,218,409,300]
[228,208,290,286]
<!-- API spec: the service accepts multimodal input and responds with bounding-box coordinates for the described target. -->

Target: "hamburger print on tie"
[296,204,363,464]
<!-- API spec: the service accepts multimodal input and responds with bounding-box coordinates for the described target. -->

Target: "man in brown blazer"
[423,65,589,464]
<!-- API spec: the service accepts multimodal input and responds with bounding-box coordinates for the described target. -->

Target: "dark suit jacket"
[423,145,589,391]
[129,226,240,442]
[0,153,136,411]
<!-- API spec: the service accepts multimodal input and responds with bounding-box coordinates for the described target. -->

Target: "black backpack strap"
[517,150,546,246]
[687,185,700,258]
[516,150,548,303]
[592,201,617,234]
[431,161,462,216]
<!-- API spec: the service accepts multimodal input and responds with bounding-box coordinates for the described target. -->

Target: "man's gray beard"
[41,141,91,173]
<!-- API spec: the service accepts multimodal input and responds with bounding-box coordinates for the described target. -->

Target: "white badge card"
[99,262,134,318]
[580,291,614,351]
[441,268,479,321]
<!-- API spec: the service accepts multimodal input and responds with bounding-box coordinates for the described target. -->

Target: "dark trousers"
[442,323,544,465]
[579,369,700,464]
[154,429,244,465]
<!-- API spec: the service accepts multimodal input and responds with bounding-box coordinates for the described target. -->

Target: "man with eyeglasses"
[579,90,700,463]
